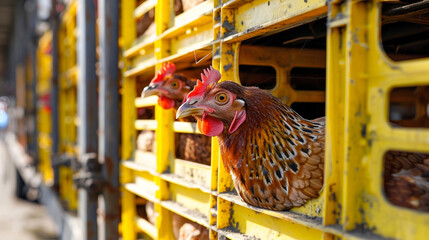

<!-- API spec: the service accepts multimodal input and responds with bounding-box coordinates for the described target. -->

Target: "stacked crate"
[325,1,429,239]
[120,0,215,239]
[120,0,429,239]
[57,0,79,211]
[36,0,79,212]
[37,31,54,184]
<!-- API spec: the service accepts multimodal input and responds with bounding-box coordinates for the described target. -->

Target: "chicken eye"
[170,81,179,89]
[215,92,229,105]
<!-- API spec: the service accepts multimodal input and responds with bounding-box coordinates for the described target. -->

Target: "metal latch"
[73,152,103,194]
[52,153,79,169]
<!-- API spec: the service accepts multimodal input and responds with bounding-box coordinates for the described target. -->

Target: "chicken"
[142,62,195,110]
[136,130,156,152]
[136,107,156,152]
[177,66,429,211]
[182,0,205,12]
[142,62,211,165]
[173,214,209,240]
[176,67,325,210]
[144,201,157,225]
[144,201,209,240]
[384,153,429,211]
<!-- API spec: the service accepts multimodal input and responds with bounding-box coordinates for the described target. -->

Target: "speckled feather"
[217,82,325,210]
[384,152,429,211]
[176,133,211,165]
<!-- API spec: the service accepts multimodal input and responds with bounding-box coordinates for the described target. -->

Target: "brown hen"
[145,201,209,240]
[173,214,209,240]
[142,62,211,165]
[177,67,325,210]
[136,108,156,152]
[384,152,429,211]
[177,66,429,211]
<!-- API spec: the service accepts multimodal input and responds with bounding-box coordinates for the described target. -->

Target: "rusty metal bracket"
[73,153,103,194]
[52,153,79,169]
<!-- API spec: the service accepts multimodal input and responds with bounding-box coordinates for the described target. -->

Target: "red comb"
[186,66,221,100]
[151,62,176,84]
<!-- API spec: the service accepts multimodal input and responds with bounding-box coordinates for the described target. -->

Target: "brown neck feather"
[217,87,325,172]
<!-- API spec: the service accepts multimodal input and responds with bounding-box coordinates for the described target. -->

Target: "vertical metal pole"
[50,0,60,190]
[10,0,27,100]
[98,0,119,239]
[77,0,98,239]
[29,0,39,165]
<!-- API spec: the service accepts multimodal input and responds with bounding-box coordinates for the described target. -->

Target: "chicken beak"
[176,101,205,119]
[142,84,160,98]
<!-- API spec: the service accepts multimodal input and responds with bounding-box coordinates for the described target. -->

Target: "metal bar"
[50,0,60,190]
[98,0,120,239]
[25,0,39,163]
[31,2,39,165]
[77,0,98,239]
[9,0,26,104]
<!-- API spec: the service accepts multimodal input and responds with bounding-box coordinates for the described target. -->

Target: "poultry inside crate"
[177,66,429,213]
[384,86,429,211]
[144,201,209,240]
[141,62,211,165]
[136,107,156,153]
[385,152,429,211]
[177,67,325,210]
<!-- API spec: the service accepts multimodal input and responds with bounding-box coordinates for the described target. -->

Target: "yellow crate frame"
[57,0,78,211]
[120,0,429,239]
[121,0,215,239]
[217,14,329,240]
[120,0,139,238]
[325,1,429,239]
[36,1,79,211]
[37,31,54,184]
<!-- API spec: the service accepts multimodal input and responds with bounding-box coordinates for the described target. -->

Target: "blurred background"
[0,0,59,239]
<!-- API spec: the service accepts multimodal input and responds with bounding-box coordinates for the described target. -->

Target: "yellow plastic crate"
[120,0,429,239]
[37,31,54,184]
[325,1,429,239]
[57,0,79,211]
[36,0,79,211]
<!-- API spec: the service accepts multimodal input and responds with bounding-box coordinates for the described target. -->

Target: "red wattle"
[198,114,224,137]
[228,109,246,134]
[158,96,175,109]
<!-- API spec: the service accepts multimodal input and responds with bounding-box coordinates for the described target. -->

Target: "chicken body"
[218,85,325,210]
[385,152,429,211]
[137,130,156,152]
[136,108,156,152]
[173,214,209,240]
[177,67,325,210]
[177,67,429,211]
